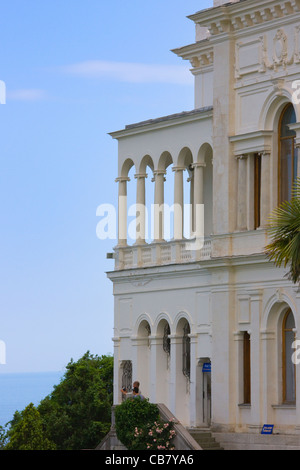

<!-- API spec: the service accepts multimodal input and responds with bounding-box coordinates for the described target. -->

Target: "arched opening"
[156,151,173,241]
[138,155,154,244]
[155,318,171,406]
[177,147,193,240]
[282,309,296,404]
[174,317,192,425]
[278,103,298,203]
[136,319,151,399]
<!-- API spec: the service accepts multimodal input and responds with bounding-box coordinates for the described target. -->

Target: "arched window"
[279,104,298,203]
[282,309,296,403]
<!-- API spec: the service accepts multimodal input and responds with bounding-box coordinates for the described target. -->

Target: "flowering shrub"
[133,419,176,450]
[115,399,176,450]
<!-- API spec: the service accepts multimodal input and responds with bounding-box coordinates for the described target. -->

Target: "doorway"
[202,361,211,426]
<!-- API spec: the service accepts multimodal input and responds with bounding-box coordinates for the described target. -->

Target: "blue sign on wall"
[202,363,211,373]
[261,424,274,435]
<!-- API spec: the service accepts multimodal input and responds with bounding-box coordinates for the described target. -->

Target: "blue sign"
[261,425,274,435]
[202,363,211,373]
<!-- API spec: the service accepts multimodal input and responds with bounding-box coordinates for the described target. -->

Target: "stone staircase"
[187,428,223,450]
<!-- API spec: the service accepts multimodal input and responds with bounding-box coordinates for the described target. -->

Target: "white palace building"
[106,0,300,448]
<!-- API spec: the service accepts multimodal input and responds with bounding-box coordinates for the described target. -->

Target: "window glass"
[279,104,297,203]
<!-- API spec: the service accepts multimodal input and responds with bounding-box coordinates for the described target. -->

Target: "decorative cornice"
[188,0,300,38]
[109,107,213,140]
[172,42,214,73]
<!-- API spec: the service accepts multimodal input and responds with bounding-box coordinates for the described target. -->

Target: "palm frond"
[265,177,300,283]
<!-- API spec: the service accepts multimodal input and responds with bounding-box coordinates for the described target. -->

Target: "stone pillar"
[169,334,181,417]
[192,162,206,239]
[134,173,147,244]
[153,170,166,242]
[173,166,185,240]
[187,173,194,235]
[236,154,248,231]
[189,334,198,427]
[116,176,130,246]
[260,151,271,228]
[249,291,262,428]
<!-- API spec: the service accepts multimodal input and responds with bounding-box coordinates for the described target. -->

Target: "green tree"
[5,404,56,450]
[38,352,113,450]
[265,177,300,284]
[4,352,114,450]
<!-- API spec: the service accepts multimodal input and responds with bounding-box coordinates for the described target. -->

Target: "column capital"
[235,154,248,160]
[191,162,206,168]
[172,166,186,172]
[134,173,148,180]
[115,176,130,183]
[258,150,271,157]
[152,170,166,183]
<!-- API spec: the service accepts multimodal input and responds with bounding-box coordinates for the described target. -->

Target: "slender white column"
[173,166,185,240]
[187,174,194,235]
[153,170,166,242]
[115,176,130,246]
[134,173,147,244]
[236,154,248,231]
[192,162,206,239]
[260,151,271,228]
[193,162,206,206]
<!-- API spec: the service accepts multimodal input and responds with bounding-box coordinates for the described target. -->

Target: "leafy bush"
[3,352,113,450]
[133,419,176,450]
[114,399,176,450]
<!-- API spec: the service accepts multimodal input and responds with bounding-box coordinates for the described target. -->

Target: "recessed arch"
[262,291,297,332]
[153,312,173,337]
[197,142,213,164]
[133,314,153,337]
[259,87,300,131]
[121,157,135,178]
[174,311,193,336]
[157,151,173,172]
[177,147,193,168]
[139,154,154,175]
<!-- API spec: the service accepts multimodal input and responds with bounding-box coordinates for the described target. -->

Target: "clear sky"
[0,0,213,373]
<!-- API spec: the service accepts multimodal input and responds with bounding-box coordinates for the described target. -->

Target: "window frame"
[278,103,297,204]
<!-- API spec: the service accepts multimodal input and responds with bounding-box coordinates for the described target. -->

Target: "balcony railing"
[113,237,212,270]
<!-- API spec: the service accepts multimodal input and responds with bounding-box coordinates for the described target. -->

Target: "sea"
[0,371,65,428]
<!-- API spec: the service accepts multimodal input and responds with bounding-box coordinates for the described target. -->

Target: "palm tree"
[265,177,300,284]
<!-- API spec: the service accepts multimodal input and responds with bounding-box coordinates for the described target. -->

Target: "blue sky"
[0,0,213,373]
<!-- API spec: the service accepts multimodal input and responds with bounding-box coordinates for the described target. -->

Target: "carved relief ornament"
[260,27,300,73]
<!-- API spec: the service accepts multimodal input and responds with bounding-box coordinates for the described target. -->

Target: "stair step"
[187,428,224,451]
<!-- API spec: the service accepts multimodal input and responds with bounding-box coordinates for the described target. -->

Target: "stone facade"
[107,0,300,435]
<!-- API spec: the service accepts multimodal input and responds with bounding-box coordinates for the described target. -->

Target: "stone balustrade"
[113,237,212,270]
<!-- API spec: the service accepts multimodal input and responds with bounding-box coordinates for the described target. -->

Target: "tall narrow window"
[243,332,251,404]
[279,104,298,203]
[254,153,261,229]
[282,309,296,404]
[182,322,191,380]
